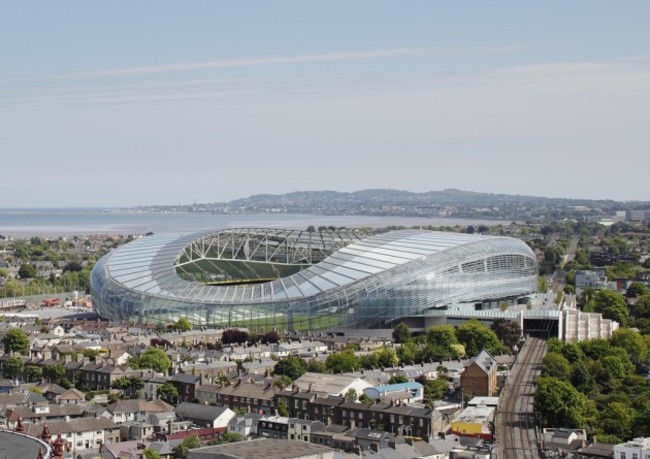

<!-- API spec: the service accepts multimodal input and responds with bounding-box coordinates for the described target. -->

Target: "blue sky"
[1,1,649,207]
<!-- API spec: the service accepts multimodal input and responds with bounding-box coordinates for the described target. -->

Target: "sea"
[0,209,511,238]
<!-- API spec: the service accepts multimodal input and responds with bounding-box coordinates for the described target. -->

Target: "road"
[495,337,547,459]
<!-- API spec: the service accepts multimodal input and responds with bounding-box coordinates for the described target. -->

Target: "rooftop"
[188,438,334,459]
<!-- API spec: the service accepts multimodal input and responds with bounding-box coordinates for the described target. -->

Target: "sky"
[1,1,650,207]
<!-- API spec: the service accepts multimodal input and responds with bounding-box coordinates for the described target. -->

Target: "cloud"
[2,45,526,83]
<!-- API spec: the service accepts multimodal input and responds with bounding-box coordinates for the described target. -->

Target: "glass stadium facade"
[90,228,538,330]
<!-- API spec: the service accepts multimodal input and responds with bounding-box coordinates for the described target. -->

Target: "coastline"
[0,211,514,239]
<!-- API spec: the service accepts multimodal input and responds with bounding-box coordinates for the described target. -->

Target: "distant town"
[1,207,649,459]
[121,188,650,223]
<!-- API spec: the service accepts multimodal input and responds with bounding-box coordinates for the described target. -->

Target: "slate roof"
[7,403,85,421]
[107,399,174,414]
[175,402,231,422]
[187,439,335,459]
[24,417,118,435]
[464,349,496,375]
[170,373,201,384]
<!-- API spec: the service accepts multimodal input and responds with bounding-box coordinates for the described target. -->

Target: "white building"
[614,437,650,459]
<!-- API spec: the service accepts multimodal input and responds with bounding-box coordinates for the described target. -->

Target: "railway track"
[495,337,547,459]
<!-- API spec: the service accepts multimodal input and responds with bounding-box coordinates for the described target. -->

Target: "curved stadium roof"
[91,229,538,329]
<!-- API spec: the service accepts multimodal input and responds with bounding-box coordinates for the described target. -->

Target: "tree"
[3,328,30,355]
[3,356,24,379]
[538,277,548,293]
[273,357,307,381]
[541,353,572,382]
[24,365,43,383]
[631,294,650,319]
[18,263,36,279]
[83,349,101,362]
[598,402,635,441]
[372,348,398,368]
[144,449,161,459]
[610,328,648,365]
[357,393,373,406]
[396,341,418,365]
[219,431,242,443]
[325,350,360,374]
[277,398,289,416]
[423,378,449,402]
[306,358,327,373]
[111,376,144,399]
[626,282,649,298]
[456,319,505,357]
[273,375,293,389]
[157,382,179,404]
[174,317,193,332]
[388,375,409,384]
[43,364,66,385]
[129,348,172,374]
[173,434,202,459]
[392,323,411,344]
[222,329,249,345]
[591,290,630,326]
[490,318,522,351]
[535,377,591,429]
[359,353,379,370]
[425,325,457,347]
[260,331,280,344]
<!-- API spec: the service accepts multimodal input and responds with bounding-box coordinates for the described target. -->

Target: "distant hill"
[134,189,649,222]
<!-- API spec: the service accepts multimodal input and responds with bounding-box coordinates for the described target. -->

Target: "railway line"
[495,337,547,459]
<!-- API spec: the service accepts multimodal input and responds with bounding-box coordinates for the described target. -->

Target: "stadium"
[90,228,538,330]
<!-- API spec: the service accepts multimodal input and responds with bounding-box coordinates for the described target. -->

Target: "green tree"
[631,294,650,319]
[43,364,66,385]
[274,357,307,381]
[144,449,162,459]
[359,353,379,370]
[425,325,458,347]
[538,277,548,293]
[277,398,289,416]
[610,328,648,365]
[18,263,36,279]
[591,290,630,326]
[173,434,202,459]
[456,319,505,357]
[174,317,193,332]
[490,318,522,351]
[129,348,172,374]
[359,393,374,405]
[598,401,635,441]
[423,378,449,402]
[392,323,411,344]
[372,348,398,368]
[541,353,572,382]
[83,349,101,362]
[3,356,24,379]
[570,361,595,392]
[3,328,30,355]
[273,375,293,389]
[388,375,409,384]
[306,358,327,373]
[219,431,242,443]
[111,376,144,399]
[157,382,179,404]
[626,282,649,298]
[535,377,591,429]
[396,341,418,365]
[325,349,360,374]
[24,365,43,383]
